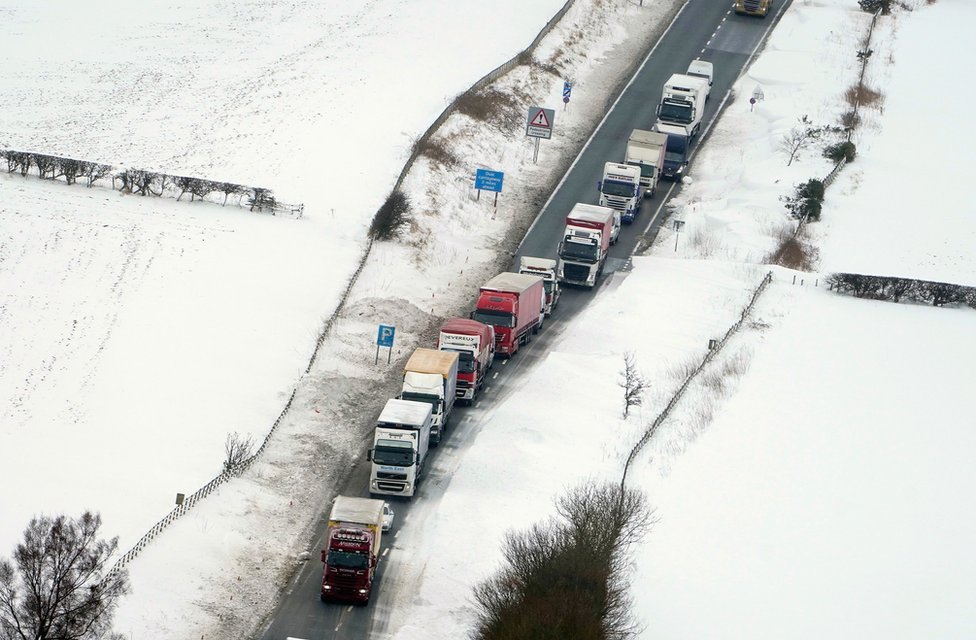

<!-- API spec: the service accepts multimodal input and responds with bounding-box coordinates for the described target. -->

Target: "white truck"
[597,162,642,224]
[655,73,709,139]
[557,203,616,289]
[400,348,458,445]
[518,257,561,316]
[685,60,714,100]
[625,129,668,200]
[368,398,433,498]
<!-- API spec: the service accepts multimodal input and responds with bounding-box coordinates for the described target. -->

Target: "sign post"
[474,168,504,208]
[562,81,572,109]
[525,106,555,164]
[376,324,396,364]
[672,219,685,252]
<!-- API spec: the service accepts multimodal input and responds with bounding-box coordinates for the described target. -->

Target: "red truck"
[473,273,545,357]
[437,318,495,403]
[557,203,615,288]
[320,496,385,605]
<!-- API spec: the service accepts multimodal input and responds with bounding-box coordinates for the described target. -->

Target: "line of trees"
[827,272,976,308]
[0,148,302,216]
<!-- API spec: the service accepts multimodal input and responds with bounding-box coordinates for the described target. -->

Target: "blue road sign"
[562,81,572,101]
[474,168,504,193]
[377,324,396,348]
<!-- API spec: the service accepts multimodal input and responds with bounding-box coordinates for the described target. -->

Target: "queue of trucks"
[321,56,720,608]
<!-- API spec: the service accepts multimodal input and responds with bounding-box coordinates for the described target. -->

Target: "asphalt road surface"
[257,1,790,638]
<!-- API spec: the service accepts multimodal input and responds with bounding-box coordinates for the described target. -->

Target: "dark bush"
[369,190,412,241]
[797,179,825,201]
[824,141,856,163]
[858,0,891,14]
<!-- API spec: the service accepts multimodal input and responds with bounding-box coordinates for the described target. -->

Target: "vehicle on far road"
[686,60,714,100]
[735,0,771,17]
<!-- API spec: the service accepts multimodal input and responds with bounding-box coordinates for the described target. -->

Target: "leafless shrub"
[416,137,460,169]
[765,235,817,270]
[618,352,648,419]
[844,84,884,109]
[223,432,255,472]
[369,190,412,241]
[454,87,520,129]
[34,153,57,179]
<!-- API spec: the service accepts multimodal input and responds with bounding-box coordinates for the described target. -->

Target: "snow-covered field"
[3,0,974,638]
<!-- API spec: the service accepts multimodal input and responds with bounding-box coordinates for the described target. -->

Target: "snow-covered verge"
[382,1,976,638]
[98,1,684,639]
[0,0,572,558]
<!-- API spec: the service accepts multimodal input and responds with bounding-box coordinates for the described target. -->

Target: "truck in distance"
[473,272,546,357]
[368,398,433,497]
[320,496,386,605]
[655,73,709,139]
[625,129,667,200]
[557,203,614,289]
[735,0,771,17]
[437,318,495,403]
[399,348,458,445]
[518,256,560,316]
[598,161,642,224]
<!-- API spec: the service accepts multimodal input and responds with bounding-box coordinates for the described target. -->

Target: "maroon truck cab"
[320,527,377,605]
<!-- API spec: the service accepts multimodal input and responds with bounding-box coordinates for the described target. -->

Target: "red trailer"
[473,273,545,357]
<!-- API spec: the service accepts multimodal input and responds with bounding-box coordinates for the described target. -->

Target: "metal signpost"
[672,219,685,251]
[376,324,395,364]
[474,168,504,208]
[562,81,572,108]
[525,106,555,164]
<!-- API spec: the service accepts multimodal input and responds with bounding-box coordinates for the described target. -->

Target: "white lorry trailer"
[597,162,642,224]
[368,398,433,498]
[625,129,668,200]
[655,73,709,139]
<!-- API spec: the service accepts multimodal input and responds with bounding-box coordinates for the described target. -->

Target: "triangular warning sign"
[530,109,551,128]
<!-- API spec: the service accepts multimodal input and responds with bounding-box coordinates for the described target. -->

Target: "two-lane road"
[258,1,790,638]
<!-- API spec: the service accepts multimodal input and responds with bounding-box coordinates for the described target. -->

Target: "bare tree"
[778,115,841,166]
[0,512,128,640]
[618,352,647,419]
[223,432,255,473]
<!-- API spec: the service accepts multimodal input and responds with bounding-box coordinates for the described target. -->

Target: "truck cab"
[597,162,641,224]
[518,256,561,316]
[735,0,771,17]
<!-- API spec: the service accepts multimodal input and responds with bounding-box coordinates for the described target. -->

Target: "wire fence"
[620,270,774,489]
[104,0,586,577]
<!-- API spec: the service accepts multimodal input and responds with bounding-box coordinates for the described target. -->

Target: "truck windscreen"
[472,309,515,328]
[327,550,369,569]
[373,440,416,466]
[659,101,692,124]
[560,240,599,262]
[602,181,635,197]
